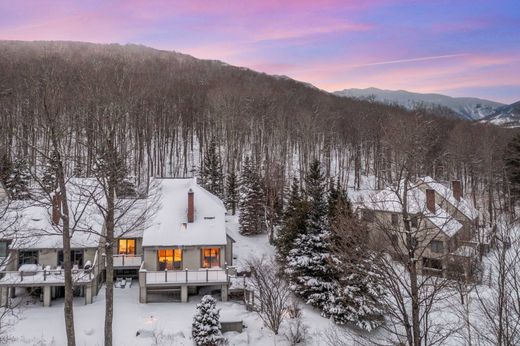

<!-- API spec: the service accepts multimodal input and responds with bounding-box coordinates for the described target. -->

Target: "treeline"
[0,41,518,225]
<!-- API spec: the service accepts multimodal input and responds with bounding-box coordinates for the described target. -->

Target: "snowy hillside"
[480,100,520,127]
[334,87,504,120]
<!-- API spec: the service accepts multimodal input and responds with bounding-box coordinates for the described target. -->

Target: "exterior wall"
[83,248,97,265]
[142,245,227,271]
[5,248,97,271]
[38,249,57,267]
[225,236,234,267]
[143,248,157,271]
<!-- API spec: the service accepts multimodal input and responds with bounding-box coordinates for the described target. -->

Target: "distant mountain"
[480,101,520,127]
[334,87,504,120]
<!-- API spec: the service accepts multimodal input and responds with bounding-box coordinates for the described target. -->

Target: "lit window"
[158,249,182,270]
[118,239,136,255]
[201,248,220,268]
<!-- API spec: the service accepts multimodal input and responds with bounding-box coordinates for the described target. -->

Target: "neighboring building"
[358,178,480,281]
[0,178,105,307]
[121,178,234,303]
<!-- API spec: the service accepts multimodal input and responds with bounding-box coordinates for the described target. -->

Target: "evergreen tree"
[238,157,266,235]
[285,160,340,310]
[275,177,308,261]
[0,153,12,186]
[325,193,386,330]
[200,138,224,198]
[5,158,31,199]
[225,169,238,215]
[41,150,59,194]
[192,295,225,346]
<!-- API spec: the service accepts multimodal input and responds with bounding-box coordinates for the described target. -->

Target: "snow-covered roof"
[114,198,150,238]
[0,178,105,249]
[362,183,463,237]
[419,176,478,221]
[142,178,227,247]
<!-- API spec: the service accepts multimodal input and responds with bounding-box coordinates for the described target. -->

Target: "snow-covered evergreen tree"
[275,177,308,262]
[325,188,386,330]
[192,295,225,346]
[200,138,223,199]
[5,158,31,199]
[239,157,265,235]
[285,160,340,310]
[225,169,238,215]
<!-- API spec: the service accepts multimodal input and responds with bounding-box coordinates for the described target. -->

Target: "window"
[0,241,8,258]
[362,210,375,222]
[422,257,443,270]
[391,213,399,226]
[201,248,221,268]
[410,216,418,228]
[158,249,182,270]
[18,250,38,266]
[58,250,84,267]
[118,239,136,255]
[430,240,444,253]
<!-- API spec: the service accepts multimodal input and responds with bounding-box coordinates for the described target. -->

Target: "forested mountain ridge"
[0,41,517,222]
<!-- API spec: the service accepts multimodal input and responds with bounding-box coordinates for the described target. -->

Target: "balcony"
[113,255,142,268]
[142,268,228,286]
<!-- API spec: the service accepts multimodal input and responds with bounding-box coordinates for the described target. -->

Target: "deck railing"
[144,268,228,285]
[113,255,142,267]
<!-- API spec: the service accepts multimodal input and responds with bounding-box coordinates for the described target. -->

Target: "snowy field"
[6,217,339,345]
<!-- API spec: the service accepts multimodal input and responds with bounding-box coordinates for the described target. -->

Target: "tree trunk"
[104,182,115,346]
[54,145,76,346]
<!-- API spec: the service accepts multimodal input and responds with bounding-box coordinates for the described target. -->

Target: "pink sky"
[1,0,519,103]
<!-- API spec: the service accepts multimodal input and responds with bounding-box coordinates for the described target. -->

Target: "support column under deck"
[43,286,51,307]
[181,285,188,303]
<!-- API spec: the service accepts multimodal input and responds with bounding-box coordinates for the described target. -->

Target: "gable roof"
[361,182,463,237]
[142,178,227,247]
[419,176,478,221]
[0,178,105,249]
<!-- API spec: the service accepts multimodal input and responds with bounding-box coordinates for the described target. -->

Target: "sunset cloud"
[0,0,518,103]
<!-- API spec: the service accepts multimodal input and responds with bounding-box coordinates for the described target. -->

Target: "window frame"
[0,241,8,258]
[18,250,38,266]
[201,248,221,269]
[117,238,137,255]
[430,240,444,253]
[157,249,183,270]
[58,249,84,267]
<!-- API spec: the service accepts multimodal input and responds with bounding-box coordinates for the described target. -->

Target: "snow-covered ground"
[6,216,339,345]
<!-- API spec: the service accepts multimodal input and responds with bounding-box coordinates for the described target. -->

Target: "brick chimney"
[452,180,462,202]
[426,189,436,213]
[52,193,61,225]
[188,188,194,223]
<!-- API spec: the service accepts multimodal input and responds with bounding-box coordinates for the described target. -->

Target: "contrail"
[352,54,468,67]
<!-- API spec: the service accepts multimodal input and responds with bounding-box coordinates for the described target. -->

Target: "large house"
[113,178,234,303]
[358,177,480,280]
[0,179,105,307]
[0,176,235,307]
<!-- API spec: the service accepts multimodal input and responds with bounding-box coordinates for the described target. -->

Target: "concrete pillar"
[139,286,147,304]
[0,287,8,307]
[221,284,228,302]
[85,285,93,305]
[181,285,188,303]
[43,286,51,307]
